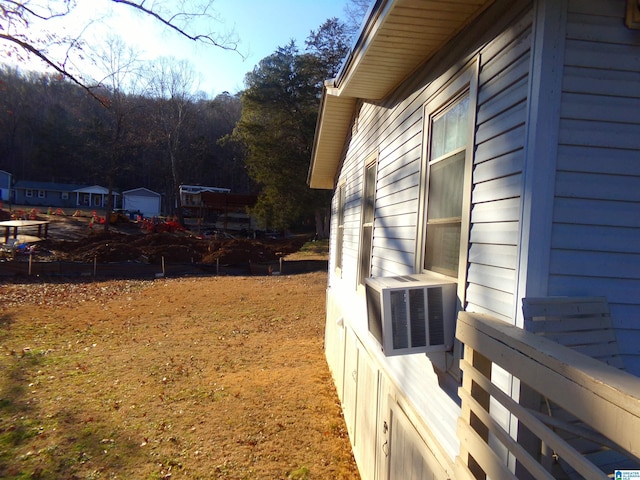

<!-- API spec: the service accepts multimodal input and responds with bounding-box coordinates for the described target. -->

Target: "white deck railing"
[454,311,640,479]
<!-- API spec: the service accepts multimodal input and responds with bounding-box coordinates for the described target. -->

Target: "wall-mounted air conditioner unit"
[365,274,457,356]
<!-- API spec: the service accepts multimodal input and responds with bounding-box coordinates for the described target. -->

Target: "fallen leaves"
[0,279,148,309]
[0,273,359,479]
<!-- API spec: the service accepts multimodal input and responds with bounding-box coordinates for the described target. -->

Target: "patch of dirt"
[0,273,359,479]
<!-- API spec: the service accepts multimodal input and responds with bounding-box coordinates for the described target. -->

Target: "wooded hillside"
[0,66,251,202]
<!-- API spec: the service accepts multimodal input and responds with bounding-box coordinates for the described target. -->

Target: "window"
[38,190,46,199]
[420,64,476,284]
[26,189,33,198]
[335,183,346,273]
[358,155,377,286]
[61,192,69,200]
[424,94,469,278]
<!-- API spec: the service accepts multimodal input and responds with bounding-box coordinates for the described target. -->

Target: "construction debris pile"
[1,209,317,277]
[37,229,309,266]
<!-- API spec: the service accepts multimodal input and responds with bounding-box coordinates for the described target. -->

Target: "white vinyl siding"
[550,0,640,373]
[467,9,533,321]
[369,98,424,279]
[387,395,449,480]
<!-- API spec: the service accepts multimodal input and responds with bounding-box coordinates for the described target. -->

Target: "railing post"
[460,343,492,479]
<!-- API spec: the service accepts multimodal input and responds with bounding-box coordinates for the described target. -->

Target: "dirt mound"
[202,237,308,265]
[39,230,310,265]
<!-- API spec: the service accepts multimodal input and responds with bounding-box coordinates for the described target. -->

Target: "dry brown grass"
[0,272,359,479]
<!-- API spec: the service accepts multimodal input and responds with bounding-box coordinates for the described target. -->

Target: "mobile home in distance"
[309,1,640,478]
[179,184,231,209]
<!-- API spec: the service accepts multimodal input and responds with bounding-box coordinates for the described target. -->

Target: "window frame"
[423,97,469,278]
[335,182,346,276]
[25,189,33,198]
[358,152,378,288]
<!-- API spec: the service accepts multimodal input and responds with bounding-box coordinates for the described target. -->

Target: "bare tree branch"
[110,0,241,54]
[0,31,108,106]
[3,0,73,22]
[0,0,243,103]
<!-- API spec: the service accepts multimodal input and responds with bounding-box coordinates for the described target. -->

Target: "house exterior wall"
[11,183,114,209]
[13,187,78,209]
[324,3,536,478]
[550,0,640,373]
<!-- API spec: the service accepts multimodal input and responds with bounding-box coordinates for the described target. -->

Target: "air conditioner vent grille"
[390,290,408,349]
[409,288,427,348]
[427,287,445,345]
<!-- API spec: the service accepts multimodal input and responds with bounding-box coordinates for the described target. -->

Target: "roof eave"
[308,0,496,190]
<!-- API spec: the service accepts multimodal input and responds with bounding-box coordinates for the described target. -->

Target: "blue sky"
[10,0,354,97]
[202,0,353,94]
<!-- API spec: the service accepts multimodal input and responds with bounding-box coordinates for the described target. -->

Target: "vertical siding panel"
[552,0,640,372]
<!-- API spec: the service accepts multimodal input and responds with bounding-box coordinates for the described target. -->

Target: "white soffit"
[338,0,494,100]
[308,90,356,189]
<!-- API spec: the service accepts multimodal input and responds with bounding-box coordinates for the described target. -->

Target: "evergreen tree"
[232,18,351,235]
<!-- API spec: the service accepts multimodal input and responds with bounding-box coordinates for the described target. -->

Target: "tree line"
[0,63,250,215]
[0,1,368,234]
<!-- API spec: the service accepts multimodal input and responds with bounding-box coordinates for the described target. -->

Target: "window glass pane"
[359,224,373,282]
[424,222,461,276]
[336,185,345,270]
[431,116,446,160]
[431,95,469,159]
[446,96,469,154]
[426,151,465,220]
[337,185,345,226]
[363,164,376,223]
[359,161,376,285]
